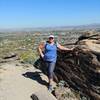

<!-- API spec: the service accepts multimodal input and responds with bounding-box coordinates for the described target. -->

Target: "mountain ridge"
[0,23,100,32]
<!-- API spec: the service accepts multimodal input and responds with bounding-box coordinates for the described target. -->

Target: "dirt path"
[0,61,57,100]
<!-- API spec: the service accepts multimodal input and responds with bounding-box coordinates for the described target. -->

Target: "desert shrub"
[19,50,38,64]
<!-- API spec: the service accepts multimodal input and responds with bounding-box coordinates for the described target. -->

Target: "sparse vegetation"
[19,50,38,64]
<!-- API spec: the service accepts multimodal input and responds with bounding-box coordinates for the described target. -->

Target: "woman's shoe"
[48,85,53,92]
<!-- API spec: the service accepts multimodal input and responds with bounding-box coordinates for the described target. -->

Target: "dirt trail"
[0,61,57,100]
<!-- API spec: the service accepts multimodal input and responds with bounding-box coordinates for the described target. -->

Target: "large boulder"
[54,33,100,100]
[55,48,100,100]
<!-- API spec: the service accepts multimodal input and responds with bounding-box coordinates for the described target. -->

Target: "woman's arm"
[57,43,73,51]
[38,42,45,58]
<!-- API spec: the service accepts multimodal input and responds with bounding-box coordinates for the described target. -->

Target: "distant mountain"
[0,23,100,32]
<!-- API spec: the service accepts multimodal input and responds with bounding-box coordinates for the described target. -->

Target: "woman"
[38,35,72,91]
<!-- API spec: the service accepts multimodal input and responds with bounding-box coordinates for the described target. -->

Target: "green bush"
[19,50,38,64]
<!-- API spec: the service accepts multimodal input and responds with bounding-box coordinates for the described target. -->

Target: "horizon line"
[0,23,100,30]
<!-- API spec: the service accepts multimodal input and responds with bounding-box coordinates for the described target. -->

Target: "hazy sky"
[0,0,100,28]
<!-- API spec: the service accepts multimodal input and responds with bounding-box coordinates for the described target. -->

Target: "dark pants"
[45,61,56,79]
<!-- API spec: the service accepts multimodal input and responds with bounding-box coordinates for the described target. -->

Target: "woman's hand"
[38,41,45,58]
[70,47,74,51]
[38,47,44,58]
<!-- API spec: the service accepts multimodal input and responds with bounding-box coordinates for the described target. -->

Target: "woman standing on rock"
[38,35,72,92]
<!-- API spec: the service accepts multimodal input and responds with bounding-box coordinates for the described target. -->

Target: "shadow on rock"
[33,58,48,75]
[22,71,48,87]
[34,58,59,83]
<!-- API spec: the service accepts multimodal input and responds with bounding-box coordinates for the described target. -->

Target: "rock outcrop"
[0,52,19,63]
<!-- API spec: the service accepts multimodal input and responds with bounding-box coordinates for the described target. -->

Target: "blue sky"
[0,0,100,28]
